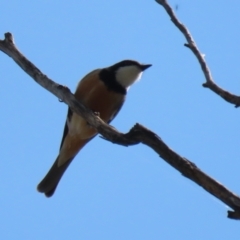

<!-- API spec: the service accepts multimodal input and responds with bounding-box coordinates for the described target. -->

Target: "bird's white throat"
[115,65,143,88]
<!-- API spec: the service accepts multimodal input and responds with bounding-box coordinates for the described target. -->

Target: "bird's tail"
[37,157,73,197]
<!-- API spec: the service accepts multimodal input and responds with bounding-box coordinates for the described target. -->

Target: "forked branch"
[1,32,240,219]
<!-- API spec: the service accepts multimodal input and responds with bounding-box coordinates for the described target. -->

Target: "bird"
[37,60,152,197]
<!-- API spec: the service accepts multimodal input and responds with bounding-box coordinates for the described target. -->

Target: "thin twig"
[155,0,240,107]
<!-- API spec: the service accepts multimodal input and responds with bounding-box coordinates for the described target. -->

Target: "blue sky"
[1,0,240,239]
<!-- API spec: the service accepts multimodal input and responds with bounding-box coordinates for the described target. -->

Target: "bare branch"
[1,32,240,219]
[155,0,240,107]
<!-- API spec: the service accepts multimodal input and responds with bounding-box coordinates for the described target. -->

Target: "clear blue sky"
[1,0,240,239]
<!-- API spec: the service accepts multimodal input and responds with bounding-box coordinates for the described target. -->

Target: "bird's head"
[109,60,152,88]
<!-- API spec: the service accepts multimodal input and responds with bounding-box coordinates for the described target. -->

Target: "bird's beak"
[140,64,152,71]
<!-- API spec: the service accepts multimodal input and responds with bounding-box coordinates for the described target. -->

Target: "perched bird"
[37,60,151,197]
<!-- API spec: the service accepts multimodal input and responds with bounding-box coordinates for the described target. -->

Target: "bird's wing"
[58,69,101,151]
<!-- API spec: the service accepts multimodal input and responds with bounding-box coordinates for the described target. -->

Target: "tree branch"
[155,0,240,108]
[1,32,240,219]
